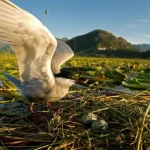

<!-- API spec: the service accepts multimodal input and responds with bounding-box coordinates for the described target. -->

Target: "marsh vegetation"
[0,53,150,149]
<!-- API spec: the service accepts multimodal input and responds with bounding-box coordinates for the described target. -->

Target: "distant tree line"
[97,49,150,59]
[0,47,150,59]
[77,49,150,59]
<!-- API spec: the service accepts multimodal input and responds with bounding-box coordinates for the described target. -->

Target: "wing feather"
[0,0,57,86]
[51,39,74,74]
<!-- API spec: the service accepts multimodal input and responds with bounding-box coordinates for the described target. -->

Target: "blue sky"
[11,0,150,44]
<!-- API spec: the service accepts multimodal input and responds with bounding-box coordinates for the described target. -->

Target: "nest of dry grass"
[0,89,150,150]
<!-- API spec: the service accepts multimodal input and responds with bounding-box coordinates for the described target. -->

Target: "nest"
[0,89,150,150]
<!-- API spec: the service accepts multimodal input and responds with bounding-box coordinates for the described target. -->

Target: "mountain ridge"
[0,29,149,54]
[64,29,137,54]
[133,44,150,52]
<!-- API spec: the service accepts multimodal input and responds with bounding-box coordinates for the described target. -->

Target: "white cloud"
[143,34,150,38]
[123,36,150,44]
[124,24,139,28]
[136,19,150,23]
[134,33,150,39]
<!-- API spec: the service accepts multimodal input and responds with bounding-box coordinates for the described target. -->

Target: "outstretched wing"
[51,39,74,74]
[0,0,57,86]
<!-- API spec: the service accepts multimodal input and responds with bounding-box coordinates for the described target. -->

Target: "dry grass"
[0,88,150,150]
[0,54,150,149]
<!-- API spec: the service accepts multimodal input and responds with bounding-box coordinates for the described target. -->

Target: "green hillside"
[66,29,137,54]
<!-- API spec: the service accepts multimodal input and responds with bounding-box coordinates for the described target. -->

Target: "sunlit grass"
[0,52,16,63]
[0,53,150,149]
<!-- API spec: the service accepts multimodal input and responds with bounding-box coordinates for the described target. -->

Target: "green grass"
[0,53,150,149]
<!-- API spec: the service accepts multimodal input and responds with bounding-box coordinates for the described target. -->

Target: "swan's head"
[54,70,89,88]
[55,77,75,89]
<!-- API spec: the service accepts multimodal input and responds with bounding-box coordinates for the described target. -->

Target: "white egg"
[91,119,108,131]
[82,113,97,127]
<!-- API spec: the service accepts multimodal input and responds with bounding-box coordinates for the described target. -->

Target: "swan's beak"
[75,80,89,87]
[71,80,89,89]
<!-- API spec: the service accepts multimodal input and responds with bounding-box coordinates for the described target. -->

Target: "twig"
[135,102,150,150]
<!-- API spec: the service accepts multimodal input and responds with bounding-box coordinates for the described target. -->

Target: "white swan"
[0,0,76,104]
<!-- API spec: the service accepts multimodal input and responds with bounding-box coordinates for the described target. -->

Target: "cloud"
[129,32,150,39]
[143,34,150,38]
[124,36,142,44]
[134,33,150,38]
[124,24,139,28]
[136,19,150,23]
[123,35,150,44]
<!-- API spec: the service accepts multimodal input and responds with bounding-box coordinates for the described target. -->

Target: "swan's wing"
[0,0,57,86]
[51,39,74,74]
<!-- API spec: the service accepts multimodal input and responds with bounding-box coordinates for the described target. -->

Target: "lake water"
[0,80,3,100]
[0,80,2,86]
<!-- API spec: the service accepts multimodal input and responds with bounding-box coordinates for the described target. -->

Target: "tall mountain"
[0,29,138,55]
[65,30,136,54]
[133,44,150,52]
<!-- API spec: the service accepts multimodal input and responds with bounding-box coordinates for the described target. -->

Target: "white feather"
[0,0,57,86]
[0,0,75,102]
